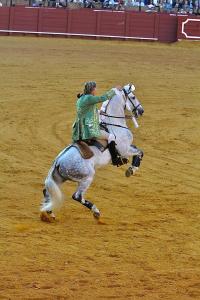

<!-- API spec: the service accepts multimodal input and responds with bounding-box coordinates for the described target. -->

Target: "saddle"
[73,140,107,159]
[73,140,128,166]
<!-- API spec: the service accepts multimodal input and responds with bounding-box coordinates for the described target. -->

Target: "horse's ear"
[130,84,135,92]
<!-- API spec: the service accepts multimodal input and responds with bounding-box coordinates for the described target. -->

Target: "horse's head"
[123,84,144,118]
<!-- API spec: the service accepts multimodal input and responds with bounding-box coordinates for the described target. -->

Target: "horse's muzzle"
[136,106,144,117]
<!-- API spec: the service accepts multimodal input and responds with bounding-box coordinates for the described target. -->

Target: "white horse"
[40,84,144,222]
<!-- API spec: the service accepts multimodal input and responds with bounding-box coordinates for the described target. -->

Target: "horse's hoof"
[93,211,101,219]
[125,166,138,177]
[40,211,56,223]
[91,205,101,219]
[125,167,133,177]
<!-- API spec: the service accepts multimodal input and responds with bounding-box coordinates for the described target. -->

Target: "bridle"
[100,87,138,130]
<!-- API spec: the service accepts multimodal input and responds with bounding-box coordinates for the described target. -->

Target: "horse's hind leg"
[40,165,66,222]
[40,188,56,222]
[72,176,101,219]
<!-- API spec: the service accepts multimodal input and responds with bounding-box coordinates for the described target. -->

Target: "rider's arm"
[82,89,115,106]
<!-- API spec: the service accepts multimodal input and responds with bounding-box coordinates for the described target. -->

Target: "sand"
[0,36,200,299]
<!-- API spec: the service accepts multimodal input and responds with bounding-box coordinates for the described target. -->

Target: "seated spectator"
[146,0,157,9]
[73,0,84,4]
[178,0,184,10]
[125,0,133,6]
[152,0,158,5]
[85,0,95,7]
[108,0,118,9]
[32,0,43,6]
[189,0,194,12]
[99,0,104,7]
[183,0,190,12]
[172,0,177,8]
[56,0,67,7]
[130,0,145,6]
[116,0,125,9]
[193,0,200,13]
[163,0,172,11]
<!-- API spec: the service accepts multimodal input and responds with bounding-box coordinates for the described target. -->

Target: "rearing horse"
[40,84,144,222]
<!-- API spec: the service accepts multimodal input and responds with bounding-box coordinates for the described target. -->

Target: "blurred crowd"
[0,0,200,14]
[36,0,200,14]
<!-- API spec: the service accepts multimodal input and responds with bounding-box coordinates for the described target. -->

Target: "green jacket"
[72,89,115,142]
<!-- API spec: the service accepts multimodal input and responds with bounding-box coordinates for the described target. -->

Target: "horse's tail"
[42,162,64,212]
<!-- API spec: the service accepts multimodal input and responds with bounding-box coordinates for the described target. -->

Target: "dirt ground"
[0,36,200,300]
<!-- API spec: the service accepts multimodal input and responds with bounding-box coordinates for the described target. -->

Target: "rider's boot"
[108,141,123,167]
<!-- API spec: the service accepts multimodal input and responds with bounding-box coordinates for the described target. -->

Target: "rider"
[72,81,123,166]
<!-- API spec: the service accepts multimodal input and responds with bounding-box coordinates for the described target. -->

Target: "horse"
[40,84,144,223]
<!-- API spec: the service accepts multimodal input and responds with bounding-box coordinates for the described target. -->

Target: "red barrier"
[38,8,67,33]
[9,7,38,31]
[0,7,197,42]
[126,12,156,39]
[177,15,200,40]
[96,11,125,36]
[157,13,178,42]
[68,9,97,34]
[0,7,10,31]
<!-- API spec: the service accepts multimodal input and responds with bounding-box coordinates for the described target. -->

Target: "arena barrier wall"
[0,7,10,33]
[177,15,200,40]
[0,7,199,42]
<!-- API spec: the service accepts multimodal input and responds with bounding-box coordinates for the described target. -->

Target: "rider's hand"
[115,85,122,91]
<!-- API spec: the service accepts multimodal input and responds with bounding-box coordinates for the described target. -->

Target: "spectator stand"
[0,0,199,15]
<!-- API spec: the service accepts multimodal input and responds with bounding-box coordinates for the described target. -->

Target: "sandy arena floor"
[0,36,200,300]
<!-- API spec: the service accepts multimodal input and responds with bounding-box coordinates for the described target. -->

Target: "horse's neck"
[99,92,133,157]
[101,92,127,127]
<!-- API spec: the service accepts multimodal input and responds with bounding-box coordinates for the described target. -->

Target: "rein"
[100,111,132,120]
[100,122,129,130]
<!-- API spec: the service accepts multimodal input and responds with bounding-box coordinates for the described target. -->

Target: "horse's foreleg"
[132,150,143,168]
[125,145,144,177]
[72,176,100,219]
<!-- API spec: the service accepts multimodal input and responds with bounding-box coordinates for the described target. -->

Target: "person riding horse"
[72,81,123,166]
[40,82,144,222]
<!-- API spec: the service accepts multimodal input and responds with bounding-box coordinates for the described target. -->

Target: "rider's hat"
[84,81,96,95]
